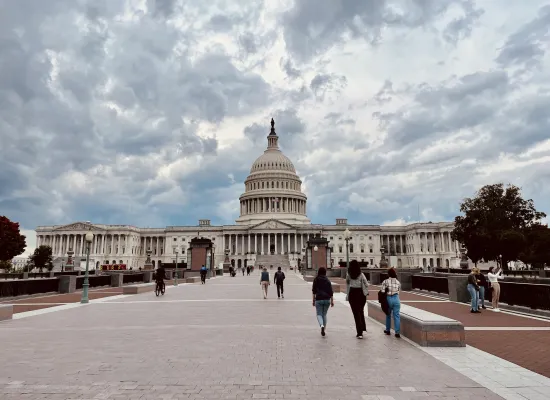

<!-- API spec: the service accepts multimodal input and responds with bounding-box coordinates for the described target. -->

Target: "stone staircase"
[254,254,290,269]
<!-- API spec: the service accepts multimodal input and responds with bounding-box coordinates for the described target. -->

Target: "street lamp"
[80,230,94,304]
[343,228,352,271]
[499,254,503,270]
[174,250,179,286]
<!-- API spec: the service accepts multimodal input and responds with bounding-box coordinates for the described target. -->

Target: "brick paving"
[400,292,550,378]
[0,272,503,399]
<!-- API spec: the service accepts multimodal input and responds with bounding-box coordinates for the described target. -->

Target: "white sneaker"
[494,308,500,312]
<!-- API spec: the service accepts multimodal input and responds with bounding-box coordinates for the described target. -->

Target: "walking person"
[475,268,488,309]
[346,260,369,339]
[260,267,270,299]
[274,266,285,298]
[488,266,504,311]
[242,266,245,276]
[382,267,401,338]
[312,267,334,336]
[246,266,250,276]
[468,268,481,313]
[200,265,207,284]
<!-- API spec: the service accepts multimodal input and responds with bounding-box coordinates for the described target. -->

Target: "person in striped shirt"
[381,268,401,338]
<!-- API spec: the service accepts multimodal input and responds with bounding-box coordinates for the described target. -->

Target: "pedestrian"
[468,268,481,313]
[260,267,270,299]
[200,265,207,284]
[382,267,401,338]
[246,266,250,276]
[346,260,369,339]
[475,268,488,309]
[488,266,504,311]
[274,266,285,298]
[312,267,334,337]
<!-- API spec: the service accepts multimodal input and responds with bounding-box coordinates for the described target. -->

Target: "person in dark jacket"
[474,269,487,309]
[312,267,334,337]
[467,268,481,313]
[274,267,285,298]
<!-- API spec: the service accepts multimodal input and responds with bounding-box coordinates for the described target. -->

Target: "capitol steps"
[254,254,290,269]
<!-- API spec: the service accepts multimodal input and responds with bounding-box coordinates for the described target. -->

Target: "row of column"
[380,235,407,254]
[37,234,166,258]
[240,197,306,215]
[405,232,457,254]
[224,233,315,255]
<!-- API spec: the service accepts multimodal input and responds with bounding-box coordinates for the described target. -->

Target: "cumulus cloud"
[1,0,550,258]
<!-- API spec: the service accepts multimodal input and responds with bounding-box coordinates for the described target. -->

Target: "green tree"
[519,224,550,268]
[451,183,546,270]
[29,245,54,272]
[0,259,13,272]
[0,216,26,262]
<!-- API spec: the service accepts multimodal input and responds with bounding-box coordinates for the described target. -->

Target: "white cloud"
[0,0,549,233]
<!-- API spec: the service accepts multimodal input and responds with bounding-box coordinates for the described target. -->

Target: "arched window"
[339,245,343,253]
[349,244,354,253]
[271,182,274,188]
[360,244,365,253]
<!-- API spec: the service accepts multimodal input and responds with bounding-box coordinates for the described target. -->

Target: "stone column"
[268,234,270,254]
[294,234,297,253]
[447,276,469,303]
[274,233,278,254]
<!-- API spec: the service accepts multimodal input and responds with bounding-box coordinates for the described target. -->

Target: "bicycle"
[155,280,165,296]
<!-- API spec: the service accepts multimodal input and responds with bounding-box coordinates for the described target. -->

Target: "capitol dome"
[235,119,310,226]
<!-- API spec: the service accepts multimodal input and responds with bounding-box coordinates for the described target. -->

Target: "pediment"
[53,222,101,231]
[249,219,294,230]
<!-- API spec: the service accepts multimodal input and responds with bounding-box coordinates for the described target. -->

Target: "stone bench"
[303,275,314,282]
[367,300,465,347]
[0,304,13,321]
[122,283,155,294]
[185,276,201,283]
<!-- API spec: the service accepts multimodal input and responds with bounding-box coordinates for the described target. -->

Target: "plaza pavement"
[0,271,522,400]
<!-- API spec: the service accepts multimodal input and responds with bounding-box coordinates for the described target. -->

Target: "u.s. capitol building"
[36,120,459,271]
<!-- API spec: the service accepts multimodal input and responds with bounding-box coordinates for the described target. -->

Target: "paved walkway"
[0,271,507,399]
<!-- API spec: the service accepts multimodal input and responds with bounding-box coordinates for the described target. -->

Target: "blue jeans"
[467,284,479,311]
[315,300,330,327]
[478,286,485,307]
[385,294,401,334]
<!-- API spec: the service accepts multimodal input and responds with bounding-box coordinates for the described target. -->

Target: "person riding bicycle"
[156,264,166,287]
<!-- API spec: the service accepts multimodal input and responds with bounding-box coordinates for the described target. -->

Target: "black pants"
[200,273,206,283]
[349,287,367,335]
[276,282,284,297]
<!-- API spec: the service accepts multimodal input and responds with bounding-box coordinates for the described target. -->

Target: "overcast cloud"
[1,0,549,255]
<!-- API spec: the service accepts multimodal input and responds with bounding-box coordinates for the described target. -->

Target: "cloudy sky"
[1,0,550,256]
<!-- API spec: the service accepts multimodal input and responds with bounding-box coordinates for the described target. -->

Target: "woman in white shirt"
[488,266,504,311]
[346,261,369,339]
[381,267,401,338]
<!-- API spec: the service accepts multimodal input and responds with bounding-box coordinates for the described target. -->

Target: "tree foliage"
[29,245,54,272]
[0,216,26,261]
[451,183,546,269]
[519,224,550,268]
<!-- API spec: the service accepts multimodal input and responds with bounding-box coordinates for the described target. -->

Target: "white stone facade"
[35,120,459,271]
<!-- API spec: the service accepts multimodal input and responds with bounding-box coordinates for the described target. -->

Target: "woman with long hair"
[488,266,503,311]
[312,267,334,336]
[382,267,401,338]
[346,260,369,339]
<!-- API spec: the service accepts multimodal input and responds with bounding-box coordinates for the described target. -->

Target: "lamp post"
[499,254,503,270]
[80,230,94,304]
[174,251,178,286]
[343,228,352,271]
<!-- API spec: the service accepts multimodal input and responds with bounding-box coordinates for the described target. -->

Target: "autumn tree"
[0,216,26,262]
[29,245,54,272]
[451,183,546,270]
